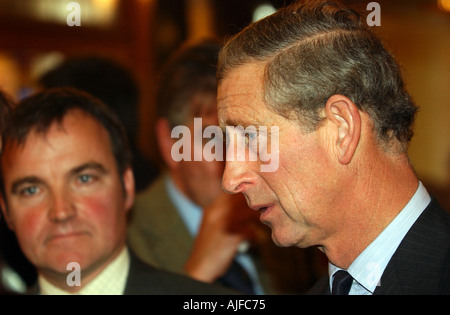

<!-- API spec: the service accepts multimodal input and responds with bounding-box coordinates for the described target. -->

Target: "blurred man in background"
[128,39,324,294]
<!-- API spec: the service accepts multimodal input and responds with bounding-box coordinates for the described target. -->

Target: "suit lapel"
[144,177,193,271]
[374,198,450,294]
[128,176,193,272]
[307,198,450,295]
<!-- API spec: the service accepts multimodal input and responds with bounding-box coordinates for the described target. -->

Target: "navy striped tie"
[332,270,353,295]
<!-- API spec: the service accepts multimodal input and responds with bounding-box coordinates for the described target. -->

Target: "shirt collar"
[164,175,263,294]
[39,246,130,295]
[329,182,431,293]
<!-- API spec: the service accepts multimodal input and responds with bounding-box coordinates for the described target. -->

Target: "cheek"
[11,207,47,257]
[263,153,326,212]
[275,152,338,226]
[80,192,126,236]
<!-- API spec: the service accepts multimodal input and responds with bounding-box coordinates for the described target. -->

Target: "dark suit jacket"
[124,251,237,295]
[128,175,323,294]
[27,250,235,295]
[308,198,450,295]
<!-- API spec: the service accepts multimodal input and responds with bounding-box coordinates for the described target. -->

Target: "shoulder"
[403,197,450,253]
[306,275,329,295]
[124,252,238,295]
[377,198,450,294]
[128,175,174,227]
[134,175,168,206]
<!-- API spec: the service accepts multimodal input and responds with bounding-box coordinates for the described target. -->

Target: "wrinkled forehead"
[217,63,268,123]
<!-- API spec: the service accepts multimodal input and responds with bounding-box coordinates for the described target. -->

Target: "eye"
[72,169,103,191]
[78,174,93,184]
[224,128,231,148]
[245,132,258,148]
[19,185,40,197]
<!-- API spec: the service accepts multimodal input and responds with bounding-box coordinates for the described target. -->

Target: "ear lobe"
[155,118,177,169]
[325,95,361,165]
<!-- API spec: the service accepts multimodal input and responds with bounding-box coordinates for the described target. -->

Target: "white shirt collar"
[329,182,431,294]
[39,246,130,295]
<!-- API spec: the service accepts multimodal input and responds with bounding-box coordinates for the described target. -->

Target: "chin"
[271,229,309,249]
[42,249,87,273]
[271,232,296,248]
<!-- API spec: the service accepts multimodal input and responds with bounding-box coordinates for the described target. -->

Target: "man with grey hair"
[128,39,320,295]
[217,0,449,294]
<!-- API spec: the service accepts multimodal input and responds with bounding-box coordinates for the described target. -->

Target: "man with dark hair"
[0,87,235,295]
[217,0,449,294]
[39,55,158,192]
[0,90,11,139]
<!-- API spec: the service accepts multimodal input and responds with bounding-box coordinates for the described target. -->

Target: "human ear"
[155,118,177,169]
[0,195,14,231]
[324,94,361,165]
[122,167,135,213]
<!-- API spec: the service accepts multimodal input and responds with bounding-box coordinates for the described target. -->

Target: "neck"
[321,151,418,269]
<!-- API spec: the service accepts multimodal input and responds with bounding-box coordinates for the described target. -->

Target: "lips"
[250,203,273,213]
[45,230,89,244]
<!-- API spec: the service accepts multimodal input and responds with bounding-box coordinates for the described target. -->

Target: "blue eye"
[245,132,258,147]
[79,174,92,183]
[20,186,39,196]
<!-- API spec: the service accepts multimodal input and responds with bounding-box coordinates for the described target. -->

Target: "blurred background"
[0,0,449,190]
[0,0,449,291]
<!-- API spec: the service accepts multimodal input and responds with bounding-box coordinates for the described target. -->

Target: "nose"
[222,159,255,194]
[48,192,76,223]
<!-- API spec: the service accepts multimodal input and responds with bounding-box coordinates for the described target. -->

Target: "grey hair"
[218,0,417,153]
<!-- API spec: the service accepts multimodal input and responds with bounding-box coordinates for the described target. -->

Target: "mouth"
[250,204,274,216]
[46,231,89,244]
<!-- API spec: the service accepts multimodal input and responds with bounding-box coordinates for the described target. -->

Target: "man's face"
[217,62,345,249]
[175,93,224,208]
[0,110,134,279]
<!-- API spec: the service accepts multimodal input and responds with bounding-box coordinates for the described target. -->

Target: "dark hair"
[39,56,140,140]
[0,90,14,209]
[0,90,12,140]
[156,39,221,128]
[2,87,132,176]
[218,0,417,153]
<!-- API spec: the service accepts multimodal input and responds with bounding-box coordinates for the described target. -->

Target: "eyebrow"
[70,162,108,177]
[11,176,43,194]
[220,118,262,130]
